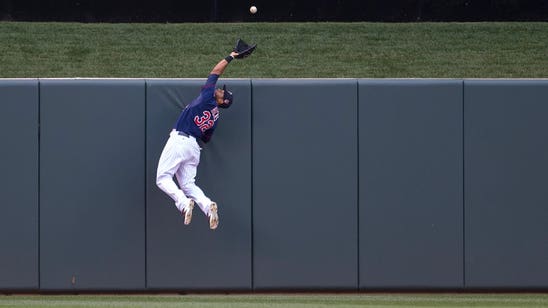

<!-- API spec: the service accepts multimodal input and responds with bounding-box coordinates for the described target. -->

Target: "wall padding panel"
[2,78,548,292]
[253,79,358,290]
[0,80,39,290]
[39,80,145,290]
[359,80,463,289]
[146,79,252,290]
[464,80,548,288]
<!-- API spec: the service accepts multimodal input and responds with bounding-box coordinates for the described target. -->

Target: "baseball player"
[156,42,255,230]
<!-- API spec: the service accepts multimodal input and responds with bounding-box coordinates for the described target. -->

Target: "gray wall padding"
[146,79,252,290]
[39,80,145,290]
[359,80,464,289]
[0,80,39,289]
[0,78,547,292]
[252,79,358,290]
[464,80,548,288]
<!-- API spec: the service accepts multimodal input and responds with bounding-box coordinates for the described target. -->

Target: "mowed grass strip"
[0,22,547,78]
[0,293,548,308]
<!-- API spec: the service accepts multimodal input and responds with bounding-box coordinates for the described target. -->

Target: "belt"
[175,130,202,146]
[177,131,191,138]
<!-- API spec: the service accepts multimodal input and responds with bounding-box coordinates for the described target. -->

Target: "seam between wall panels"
[144,80,148,290]
[250,79,255,291]
[462,80,466,289]
[37,79,41,291]
[356,79,360,291]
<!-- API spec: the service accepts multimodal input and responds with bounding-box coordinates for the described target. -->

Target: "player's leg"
[156,132,194,215]
[176,145,219,229]
[175,160,212,214]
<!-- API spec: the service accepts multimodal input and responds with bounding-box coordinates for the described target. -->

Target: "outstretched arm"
[210,51,239,75]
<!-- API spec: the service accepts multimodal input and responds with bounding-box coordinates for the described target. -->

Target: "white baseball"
[250,6,257,14]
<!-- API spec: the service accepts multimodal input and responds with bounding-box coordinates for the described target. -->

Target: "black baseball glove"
[233,38,257,59]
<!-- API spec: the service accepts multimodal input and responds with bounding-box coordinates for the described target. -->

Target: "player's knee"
[179,181,195,192]
[156,174,169,188]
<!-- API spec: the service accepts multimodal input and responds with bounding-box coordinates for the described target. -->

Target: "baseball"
[250,6,257,14]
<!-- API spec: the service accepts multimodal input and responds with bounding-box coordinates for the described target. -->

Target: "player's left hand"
[233,38,256,59]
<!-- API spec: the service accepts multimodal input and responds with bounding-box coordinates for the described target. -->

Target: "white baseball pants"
[156,130,212,216]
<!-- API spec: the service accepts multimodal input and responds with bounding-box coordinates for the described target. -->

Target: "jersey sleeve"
[201,74,219,100]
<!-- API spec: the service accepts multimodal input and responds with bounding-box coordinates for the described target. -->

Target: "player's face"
[215,88,224,99]
[214,88,225,105]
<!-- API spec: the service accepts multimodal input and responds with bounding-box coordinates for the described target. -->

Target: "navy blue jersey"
[174,74,221,143]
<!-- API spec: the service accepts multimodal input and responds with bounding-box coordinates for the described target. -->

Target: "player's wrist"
[224,55,234,63]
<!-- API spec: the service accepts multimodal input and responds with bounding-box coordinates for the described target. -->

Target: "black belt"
[176,130,203,146]
[177,131,191,138]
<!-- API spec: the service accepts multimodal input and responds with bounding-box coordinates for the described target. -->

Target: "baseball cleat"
[183,200,194,225]
[209,202,219,230]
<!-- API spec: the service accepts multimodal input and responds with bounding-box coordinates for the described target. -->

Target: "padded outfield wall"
[0,78,547,291]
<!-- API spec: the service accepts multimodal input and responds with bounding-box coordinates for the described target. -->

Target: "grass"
[0,293,547,308]
[0,22,547,78]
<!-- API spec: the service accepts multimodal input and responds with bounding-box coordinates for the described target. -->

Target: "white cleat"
[183,200,194,225]
[209,202,219,230]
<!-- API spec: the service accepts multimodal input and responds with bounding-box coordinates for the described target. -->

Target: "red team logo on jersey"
[194,107,220,132]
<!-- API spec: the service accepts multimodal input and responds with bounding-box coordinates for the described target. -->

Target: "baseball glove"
[233,38,257,59]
